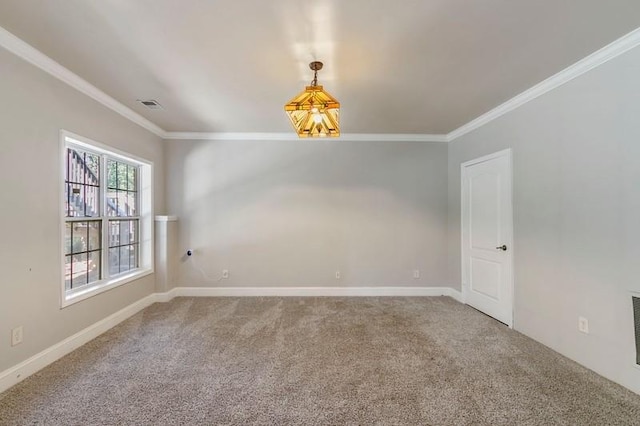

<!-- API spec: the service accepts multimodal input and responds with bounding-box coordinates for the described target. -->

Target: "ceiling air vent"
[137,99,163,110]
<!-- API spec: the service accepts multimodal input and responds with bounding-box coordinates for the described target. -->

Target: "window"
[62,131,153,306]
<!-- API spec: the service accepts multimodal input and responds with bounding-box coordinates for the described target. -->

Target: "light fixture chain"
[309,61,323,86]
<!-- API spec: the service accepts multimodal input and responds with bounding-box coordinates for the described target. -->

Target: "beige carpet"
[1,296,639,425]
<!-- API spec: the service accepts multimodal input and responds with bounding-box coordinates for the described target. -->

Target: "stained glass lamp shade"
[284,62,340,138]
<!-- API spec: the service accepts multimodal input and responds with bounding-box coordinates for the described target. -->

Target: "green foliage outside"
[107,159,137,191]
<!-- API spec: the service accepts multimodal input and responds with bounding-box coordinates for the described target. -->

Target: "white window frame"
[60,130,154,307]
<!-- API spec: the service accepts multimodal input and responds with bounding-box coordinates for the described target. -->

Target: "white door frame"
[460,148,514,328]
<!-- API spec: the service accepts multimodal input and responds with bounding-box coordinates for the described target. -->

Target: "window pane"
[109,220,120,247]
[68,148,84,184]
[71,252,88,289]
[85,185,100,217]
[109,247,120,276]
[118,192,127,216]
[107,190,137,217]
[65,219,102,288]
[85,153,100,185]
[71,222,87,254]
[64,255,72,290]
[120,220,129,245]
[108,220,138,246]
[128,166,137,191]
[65,183,71,217]
[119,246,131,273]
[126,220,138,244]
[68,184,83,217]
[88,250,101,284]
[129,220,137,244]
[64,223,72,255]
[66,149,72,182]
[107,159,117,189]
[67,149,99,187]
[117,163,128,190]
[66,183,98,218]
[106,189,118,216]
[129,244,139,269]
[126,192,137,216]
[105,160,137,217]
[88,221,101,251]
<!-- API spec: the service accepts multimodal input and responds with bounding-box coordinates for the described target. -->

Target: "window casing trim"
[60,130,154,308]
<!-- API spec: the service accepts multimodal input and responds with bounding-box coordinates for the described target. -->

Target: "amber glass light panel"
[284,85,340,138]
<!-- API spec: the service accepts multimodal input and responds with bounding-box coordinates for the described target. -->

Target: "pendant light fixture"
[284,61,340,138]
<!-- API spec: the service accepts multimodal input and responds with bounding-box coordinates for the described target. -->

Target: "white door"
[461,149,513,326]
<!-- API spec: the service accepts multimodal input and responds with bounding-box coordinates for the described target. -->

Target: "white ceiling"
[1,1,639,134]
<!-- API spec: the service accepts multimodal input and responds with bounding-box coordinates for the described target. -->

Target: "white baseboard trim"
[154,288,178,302]
[0,293,158,394]
[0,285,463,394]
[171,285,463,298]
[448,288,464,303]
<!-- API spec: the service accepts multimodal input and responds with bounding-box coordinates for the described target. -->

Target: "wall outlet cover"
[11,326,23,346]
[578,317,589,334]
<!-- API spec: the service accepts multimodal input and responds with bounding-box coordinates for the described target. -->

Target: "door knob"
[496,245,507,251]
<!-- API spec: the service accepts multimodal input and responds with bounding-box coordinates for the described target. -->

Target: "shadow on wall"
[167,139,449,287]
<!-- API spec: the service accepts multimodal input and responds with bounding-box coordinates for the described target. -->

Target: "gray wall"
[166,140,449,289]
[4,22,639,397]
[0,47,165,372]
[447,46,640,393]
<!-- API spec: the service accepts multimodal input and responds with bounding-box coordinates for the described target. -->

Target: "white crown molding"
[0,25,166,138]
[340,133,449,142]
[163,132,308,141]
[162,132,449,142]
[0,23,447,144]
[447,26,640,141]
[3,22,640,143]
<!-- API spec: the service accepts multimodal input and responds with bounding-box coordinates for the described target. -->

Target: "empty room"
[2,1,640,424]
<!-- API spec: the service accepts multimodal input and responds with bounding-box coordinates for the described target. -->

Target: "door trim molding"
[460,148,514,327]
[460,148,512,168]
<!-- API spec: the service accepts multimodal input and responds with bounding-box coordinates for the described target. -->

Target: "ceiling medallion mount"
[284,61,340,138]
[309,61,323,71]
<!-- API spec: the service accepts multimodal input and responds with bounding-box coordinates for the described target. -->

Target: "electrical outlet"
[578,316,589,334]
[413,269,420,279]
[335,271,341,279]
[11,326,23,346]
[222,269,229,279]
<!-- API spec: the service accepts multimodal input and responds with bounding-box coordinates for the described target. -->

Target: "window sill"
[61,268,153,308]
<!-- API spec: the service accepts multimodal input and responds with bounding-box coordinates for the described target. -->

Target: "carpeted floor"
[1,297,640,425]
